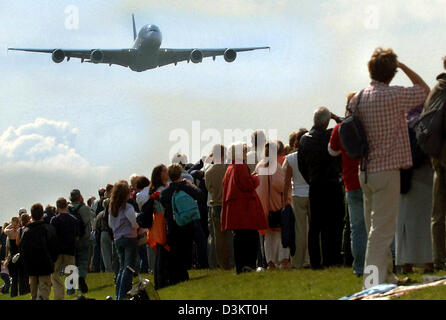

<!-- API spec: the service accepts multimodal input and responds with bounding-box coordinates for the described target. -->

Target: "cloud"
[0,118,106,174]
[0,118,109,222]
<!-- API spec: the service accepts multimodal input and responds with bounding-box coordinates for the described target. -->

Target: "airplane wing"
[157,47,270,67]
[7,48,137,68]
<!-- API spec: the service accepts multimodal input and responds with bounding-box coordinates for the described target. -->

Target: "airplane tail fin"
[132,14,137,41]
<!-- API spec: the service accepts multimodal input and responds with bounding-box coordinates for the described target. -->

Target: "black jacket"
[50,213,79,256]
[427,73,446,166]
[160,181,203,235]
[281,205,296,256]
[19,221,59,276]
[298,126,342,185]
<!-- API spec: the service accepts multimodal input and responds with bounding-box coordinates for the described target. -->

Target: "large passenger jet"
[8,14,270,72]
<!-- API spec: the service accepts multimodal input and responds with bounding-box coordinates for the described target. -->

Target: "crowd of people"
[1,47,446,299]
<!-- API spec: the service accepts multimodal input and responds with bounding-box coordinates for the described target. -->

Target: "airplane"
[8,14,270,72]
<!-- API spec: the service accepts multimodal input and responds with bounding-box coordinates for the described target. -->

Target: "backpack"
[339,90,368,161]
[400,125,428,194]
[413,91,446,157]
[68,205,86,238]
[171,190,200,227]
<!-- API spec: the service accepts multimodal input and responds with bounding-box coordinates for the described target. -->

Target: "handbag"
[267,174,282,229]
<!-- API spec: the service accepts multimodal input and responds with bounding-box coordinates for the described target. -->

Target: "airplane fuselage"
[130,24,162,72]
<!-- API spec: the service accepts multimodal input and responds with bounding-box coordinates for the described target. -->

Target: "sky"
[1,0,446,222]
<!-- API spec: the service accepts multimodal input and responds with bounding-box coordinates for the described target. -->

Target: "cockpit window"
[148,25,159,32]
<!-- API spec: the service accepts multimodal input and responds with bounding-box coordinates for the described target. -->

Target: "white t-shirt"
[285,151,309,198]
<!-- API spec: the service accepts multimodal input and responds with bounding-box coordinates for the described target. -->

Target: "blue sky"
[1,0,446,220]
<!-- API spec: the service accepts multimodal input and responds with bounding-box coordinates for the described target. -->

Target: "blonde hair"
[129,174,139,188]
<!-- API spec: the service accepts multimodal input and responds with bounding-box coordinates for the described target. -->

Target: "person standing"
[428,57,446,271]
[160,164,203,285]
[283,129,311,269]
[396,110,434,274]
[69,189,95,294]
[328,92,368,276]
[95,184,118,275]
[222,143,268,274]
[133,176,150,274]
[298,107,345,269]
[148,164,170,289]
[4,217,20,297]
[91,188,106,274]
[255,141,291,270]
[19,204,58,300]
[108,180,139,300]
[205,144,233,270]
[50,197,80,300]
[15,213,31,295]
[352,48,429,287]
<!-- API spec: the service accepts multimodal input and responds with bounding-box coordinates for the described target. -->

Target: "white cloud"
[0,118,109,222]
[0,118,105,173]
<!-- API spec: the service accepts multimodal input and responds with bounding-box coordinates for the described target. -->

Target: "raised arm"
[398,62,430,94]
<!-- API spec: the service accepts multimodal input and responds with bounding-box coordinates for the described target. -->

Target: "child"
[1,260,10,294]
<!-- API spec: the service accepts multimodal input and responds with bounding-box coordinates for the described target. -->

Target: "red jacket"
[221,164,268,231]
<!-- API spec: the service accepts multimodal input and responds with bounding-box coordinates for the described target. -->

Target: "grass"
[1,267,446,300]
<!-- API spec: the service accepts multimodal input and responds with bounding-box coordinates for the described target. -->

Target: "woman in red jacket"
[221,143,268,274]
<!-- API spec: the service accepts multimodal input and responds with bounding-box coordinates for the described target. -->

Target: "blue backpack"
[171,190,200,227]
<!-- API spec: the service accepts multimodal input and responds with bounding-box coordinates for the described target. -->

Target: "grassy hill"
[1,267,446,300]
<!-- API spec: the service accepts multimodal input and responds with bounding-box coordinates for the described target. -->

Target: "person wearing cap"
[69,189,95,294]
[18,208,27,216]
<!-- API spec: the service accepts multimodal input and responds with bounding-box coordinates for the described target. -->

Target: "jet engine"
[224,49,237,63]
[190,49,203,63]
[51,49,65,63]
[90,50,104,64]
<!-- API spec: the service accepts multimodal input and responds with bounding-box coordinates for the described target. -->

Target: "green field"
[1,267,446,300]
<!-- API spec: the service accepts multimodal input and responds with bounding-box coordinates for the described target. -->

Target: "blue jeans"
[115,237,137,300]
[346,189,367,276]
[138,244,149,274]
